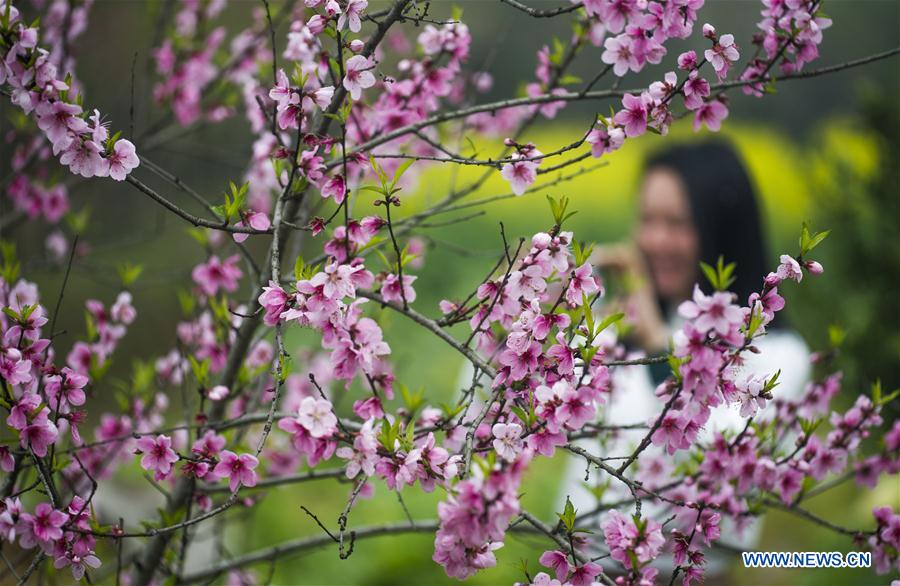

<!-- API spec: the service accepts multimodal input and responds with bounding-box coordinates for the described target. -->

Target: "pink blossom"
[777,466,804,503]
[337,0,367,33]
[648,71,677,101]
[45,367,89,410]
[18,502,68,547]
[343,55,376,101]
[585,125,625,158]
[692,98,729,132]
[677,50,698,70]
[232,212,271,243]
[736,374,767,417]
[805,260,824,275]
[110,291,137,324]
[613,92,650,137]
[569,562,604,586]
[539,549,570,582]
[105,139,140,181]
[704,32,740,79]
[776,254,803,282]
[60,139,106,178]
[320,174,347,204]
[213,450,259,492]
[192,255,243,296]
[602,510,664,567]
[682,70,711,110]
[296,396,338,438]
[381,273,417,304]
[258,281,289,326]
[0,348,33,386]
[564,262,601,306]
[491,422,523,461]
[678,285,743,337]
[500,154,541,196]
[601,34,639,77]
[651,411,688,455]
[336,421,379,478]
[135,434,179,479]
[532,572,562,586]
[19,408,58,457]
[53,550,102,581]
[208,385,229,401]
[35,101,88,151]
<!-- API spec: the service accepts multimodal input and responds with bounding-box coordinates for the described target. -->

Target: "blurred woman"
[563,141,811,574]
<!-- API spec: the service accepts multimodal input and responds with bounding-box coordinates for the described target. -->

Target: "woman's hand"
[589,243,669,354]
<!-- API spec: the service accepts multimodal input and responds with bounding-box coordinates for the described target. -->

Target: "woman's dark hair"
[644,141,770,309]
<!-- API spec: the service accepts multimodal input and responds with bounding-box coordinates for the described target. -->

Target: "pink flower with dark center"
[135,434,179,479]
[569,562,604,586]
[539,549,570,582]
[613,92,650,137]
[342,55,376,101]
[683,70,711,110]
[19,408,58,457]
[692,98,729,132]
[601,34,639,76]
[677,50,698,70]
[19,502,68,547]
[35,101,88,151]
[500,154,541,196]
[233,211,271,243]
[678,285,743,337]
[213,450,259,492]
[192,255,243,296]
[564,262,602,306]
[585,125,625,158]
[651,411,687,455]
[704,32,740,79]
[60,139,106,178]
[337,0,367,32]
[53,551,102,581]
[381,273,417,304]
[320,174,347,204]
[258,281,289,325]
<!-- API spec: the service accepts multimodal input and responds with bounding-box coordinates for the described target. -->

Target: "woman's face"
[635,167,700,303]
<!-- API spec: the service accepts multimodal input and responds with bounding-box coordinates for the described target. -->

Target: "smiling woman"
[559,140,813,579]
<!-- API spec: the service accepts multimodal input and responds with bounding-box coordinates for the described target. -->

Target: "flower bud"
[307,14,326,35]
[805,260,824,275]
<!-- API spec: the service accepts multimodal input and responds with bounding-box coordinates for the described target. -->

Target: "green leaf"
[177,289,196,315]
[356,185,386,196]
[699,255,736,291]
[762,370,781,396]
[799,222,830,256]
[66,206,91,234]
[582,293,595,336]
[185,227,209,246]
[117,262,143,287]
[595,311,625,336]
[390,159,415,192]
[188,356,210,386]
[510,405,530,427]
[557,74,583,85]
[827,324,846,348]
[573,240,594,266]
[556,496,577,533]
